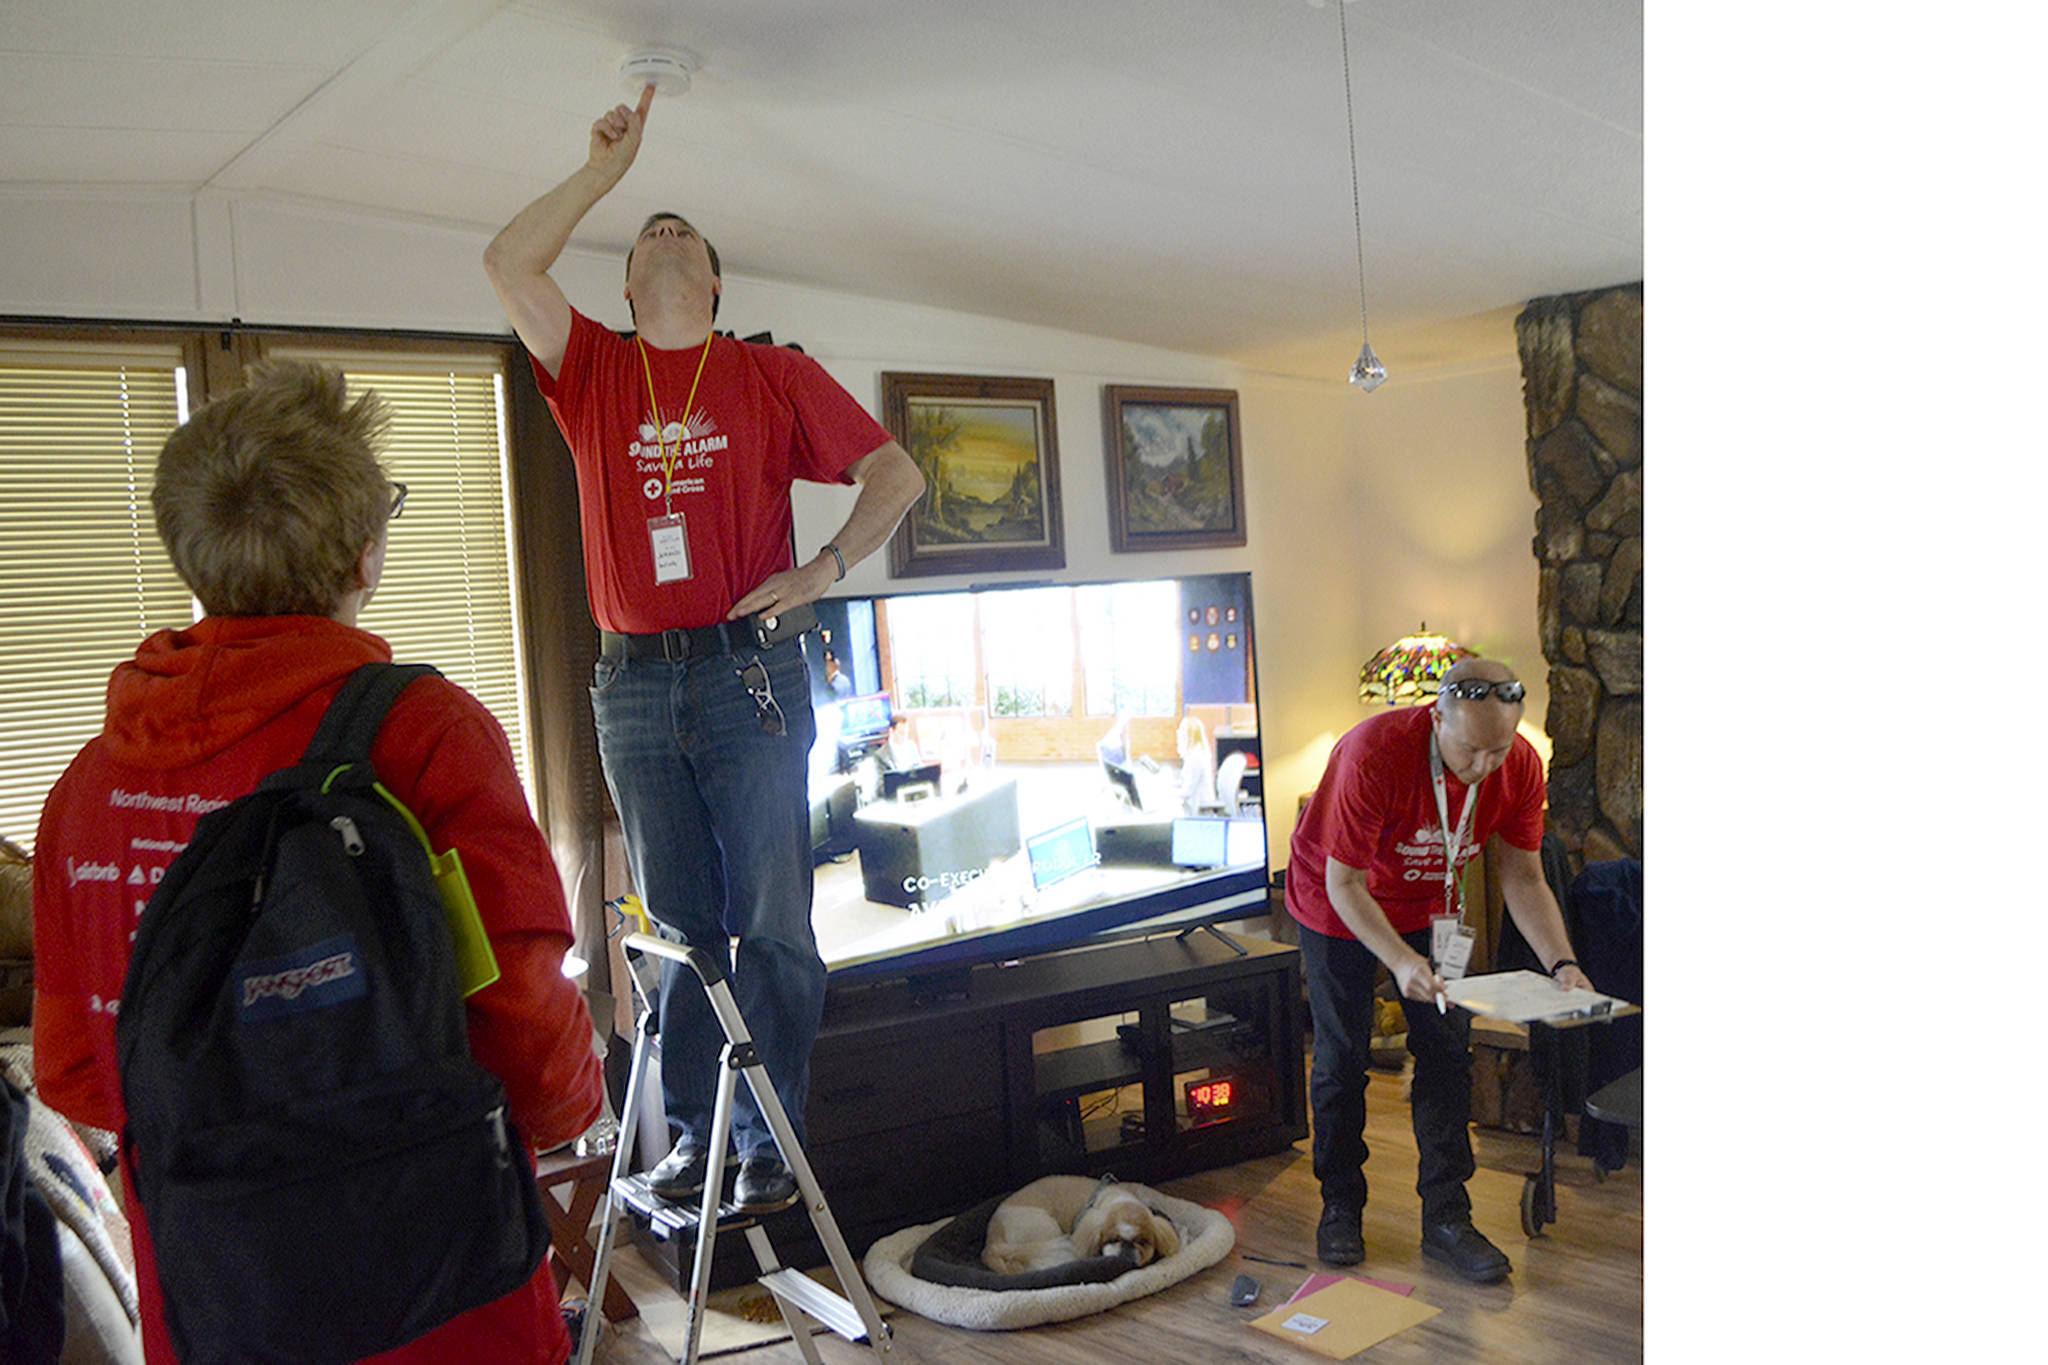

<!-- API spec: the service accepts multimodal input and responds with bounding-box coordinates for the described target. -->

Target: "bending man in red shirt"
[34,362,603,1364]
[1286,657,1593,1283]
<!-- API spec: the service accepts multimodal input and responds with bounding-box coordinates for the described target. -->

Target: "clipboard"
[1443,969,1639,1026]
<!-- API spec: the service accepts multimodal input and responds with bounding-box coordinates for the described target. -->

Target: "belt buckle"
[662,629,690,663]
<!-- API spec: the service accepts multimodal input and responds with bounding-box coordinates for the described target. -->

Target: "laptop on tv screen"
[1026,816,1098,891]
[1171,816,1230,869]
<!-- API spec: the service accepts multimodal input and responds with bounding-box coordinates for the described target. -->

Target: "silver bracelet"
[821,542,847,581]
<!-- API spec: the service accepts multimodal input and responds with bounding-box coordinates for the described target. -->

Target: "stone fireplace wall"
[1516,284,1642,867]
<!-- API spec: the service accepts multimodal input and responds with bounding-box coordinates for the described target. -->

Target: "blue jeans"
[1300,925,1475,1226]
[591,637,824,1158]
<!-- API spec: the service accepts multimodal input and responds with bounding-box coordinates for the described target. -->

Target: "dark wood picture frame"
[881,372,1064,578]
[1102,385,1246,553]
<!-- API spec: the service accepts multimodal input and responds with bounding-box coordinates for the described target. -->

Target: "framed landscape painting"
[1102,385,1246,553]
[881,372,1064,578]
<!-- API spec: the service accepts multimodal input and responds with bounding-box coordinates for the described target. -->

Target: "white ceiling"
[0,0,1641,378]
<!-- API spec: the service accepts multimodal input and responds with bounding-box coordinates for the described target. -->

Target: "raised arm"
[483,83,655,378]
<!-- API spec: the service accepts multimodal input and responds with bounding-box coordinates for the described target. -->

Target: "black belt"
[601,622,752,662]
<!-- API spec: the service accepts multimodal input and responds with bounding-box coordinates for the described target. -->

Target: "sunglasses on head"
[1440,678,1526,703]
[738,658,787,736]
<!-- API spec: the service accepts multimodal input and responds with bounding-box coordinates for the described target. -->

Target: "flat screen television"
[799,571,1266,989]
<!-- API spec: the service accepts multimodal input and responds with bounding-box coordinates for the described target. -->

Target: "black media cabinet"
[795,930,1307,1257]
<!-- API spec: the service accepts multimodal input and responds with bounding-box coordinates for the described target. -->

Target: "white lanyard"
[1428,731,1479,924]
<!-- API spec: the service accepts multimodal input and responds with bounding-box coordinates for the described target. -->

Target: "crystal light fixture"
[1350,341,1386,392]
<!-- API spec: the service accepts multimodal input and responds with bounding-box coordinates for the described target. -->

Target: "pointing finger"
[635,82,656,123]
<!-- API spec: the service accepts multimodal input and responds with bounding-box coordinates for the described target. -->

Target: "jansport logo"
[242,951,356,1007]
[237,935,369,1023]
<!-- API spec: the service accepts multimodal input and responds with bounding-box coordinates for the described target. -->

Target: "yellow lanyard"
[636,330,715,517]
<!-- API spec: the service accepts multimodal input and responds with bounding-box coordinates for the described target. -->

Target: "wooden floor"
[586,1064,1643,1364]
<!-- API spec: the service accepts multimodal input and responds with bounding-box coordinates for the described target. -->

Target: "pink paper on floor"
[1284,1271,1415,1302]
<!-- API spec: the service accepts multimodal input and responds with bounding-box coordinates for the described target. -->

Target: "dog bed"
[863,1177,1234,1331]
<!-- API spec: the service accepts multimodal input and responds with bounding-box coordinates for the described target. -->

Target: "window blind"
[279,355,534,804]
[0,353,192,850]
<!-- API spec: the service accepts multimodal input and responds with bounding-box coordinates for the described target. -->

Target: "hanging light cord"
[1339,0,1370,336]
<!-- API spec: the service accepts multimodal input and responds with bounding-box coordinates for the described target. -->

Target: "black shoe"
[1316,1203,1364,1266]
[646,1139,710,1200]
[733,1154,798,1212]
[1420,1220,1510,1284]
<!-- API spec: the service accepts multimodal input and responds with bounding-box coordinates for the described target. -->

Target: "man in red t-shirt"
[1287,658,1593,1283]
[484,86,924,1212]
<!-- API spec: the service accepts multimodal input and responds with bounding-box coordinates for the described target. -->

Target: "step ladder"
[573,931,892,1365]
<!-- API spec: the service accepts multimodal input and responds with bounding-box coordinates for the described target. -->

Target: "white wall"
[0,188,1543,857]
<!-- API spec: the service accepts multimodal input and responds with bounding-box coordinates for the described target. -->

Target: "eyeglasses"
[738,658,787,736]
[1440,678,1526,703]
[388,482,409,520]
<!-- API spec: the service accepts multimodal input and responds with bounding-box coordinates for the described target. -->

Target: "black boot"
[1316,1201,1364,1266]
[1420,1219,1510,1283]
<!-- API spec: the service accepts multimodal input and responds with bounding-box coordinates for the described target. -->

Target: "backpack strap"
[302,662,443,769]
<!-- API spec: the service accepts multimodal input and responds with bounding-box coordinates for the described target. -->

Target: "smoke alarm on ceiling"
[619,49,698,96]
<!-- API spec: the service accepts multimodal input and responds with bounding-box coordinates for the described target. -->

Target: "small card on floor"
[1249,1277,1438,1358]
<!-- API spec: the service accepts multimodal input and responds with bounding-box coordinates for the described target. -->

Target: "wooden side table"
[536,1149,638,1323]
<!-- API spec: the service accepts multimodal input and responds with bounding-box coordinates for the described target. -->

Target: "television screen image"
[1224,816,1265,870]
[1101,758,1143,811]
[1026,815,1099,891]
[1170,816,1229,869]
[880,762,943,801]
[800,572,1267,985]
[837,692,893,742]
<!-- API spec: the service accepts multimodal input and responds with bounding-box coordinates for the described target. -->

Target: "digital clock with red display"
[1184,1075,1241,1121]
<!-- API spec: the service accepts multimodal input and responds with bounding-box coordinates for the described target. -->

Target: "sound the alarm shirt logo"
[631,408,725,501]
[237,934,367,1023]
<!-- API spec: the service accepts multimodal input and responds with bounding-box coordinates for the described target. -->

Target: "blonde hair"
[1177,713,1209,754]
[152,362,394,618]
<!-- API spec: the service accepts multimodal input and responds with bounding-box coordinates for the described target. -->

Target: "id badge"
[1432,915,1476,982]
[648,513,692,584]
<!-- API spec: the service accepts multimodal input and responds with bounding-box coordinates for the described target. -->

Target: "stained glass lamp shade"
[1358,625,1474,705]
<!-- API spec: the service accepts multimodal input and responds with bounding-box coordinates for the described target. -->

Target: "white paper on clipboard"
[1443,969,1631,1024]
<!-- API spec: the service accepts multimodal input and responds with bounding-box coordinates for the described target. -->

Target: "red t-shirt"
[1286,705,1547,938]
[535,310,894,633]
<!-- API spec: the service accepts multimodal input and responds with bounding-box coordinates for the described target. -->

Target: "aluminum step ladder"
[573,930,892,1365]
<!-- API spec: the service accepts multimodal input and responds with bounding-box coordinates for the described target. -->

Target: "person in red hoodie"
[32,361,604,1364]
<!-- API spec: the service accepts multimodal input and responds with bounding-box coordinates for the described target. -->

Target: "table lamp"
[1358,624,1473,705]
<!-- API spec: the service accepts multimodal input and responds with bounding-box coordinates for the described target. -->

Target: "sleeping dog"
[981,1175,1182,1275]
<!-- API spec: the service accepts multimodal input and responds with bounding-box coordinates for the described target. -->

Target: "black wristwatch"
[1548,958,1579,978]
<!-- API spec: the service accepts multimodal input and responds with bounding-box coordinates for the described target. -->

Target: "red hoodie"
[34,615,602,1365]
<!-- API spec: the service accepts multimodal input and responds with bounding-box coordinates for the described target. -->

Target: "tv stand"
[1177,922,1249,956]
[793,932,1306,1258]
[904,963,973,1004]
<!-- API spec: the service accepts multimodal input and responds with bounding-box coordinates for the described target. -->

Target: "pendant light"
[1317,0,1388,391]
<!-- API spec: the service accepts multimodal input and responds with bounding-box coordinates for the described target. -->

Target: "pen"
[1435,991,1447,1015]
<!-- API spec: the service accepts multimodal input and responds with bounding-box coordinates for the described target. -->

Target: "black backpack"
[115,663,551,1365]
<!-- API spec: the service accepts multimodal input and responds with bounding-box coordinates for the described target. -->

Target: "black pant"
[1300,924,1475,1226]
